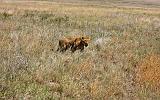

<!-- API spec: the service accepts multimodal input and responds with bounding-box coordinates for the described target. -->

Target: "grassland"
[0,0,160,99]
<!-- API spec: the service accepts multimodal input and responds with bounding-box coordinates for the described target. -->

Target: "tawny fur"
[71,36,90,52]
[57,37,75,52]
[57,36,90,53]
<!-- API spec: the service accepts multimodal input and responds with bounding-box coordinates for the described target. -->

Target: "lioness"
[71,36,90,52]
[57,37,75,52]
[57,36,90,53]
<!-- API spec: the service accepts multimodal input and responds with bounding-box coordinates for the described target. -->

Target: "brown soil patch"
[136,54,160,90]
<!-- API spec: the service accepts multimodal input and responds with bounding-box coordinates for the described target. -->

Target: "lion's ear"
[81,37,84,40]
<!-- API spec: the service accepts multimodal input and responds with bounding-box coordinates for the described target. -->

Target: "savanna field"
[0,0,160,99]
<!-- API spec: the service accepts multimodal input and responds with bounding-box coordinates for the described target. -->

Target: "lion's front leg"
[80,46,84,52]
[71,45,77,53]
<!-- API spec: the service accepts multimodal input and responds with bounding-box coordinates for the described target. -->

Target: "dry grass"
[136,54,160,91]
[0,0,160,99]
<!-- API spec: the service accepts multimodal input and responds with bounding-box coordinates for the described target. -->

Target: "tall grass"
[0,2,160,99]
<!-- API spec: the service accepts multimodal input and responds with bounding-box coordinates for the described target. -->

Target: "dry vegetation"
[0,0,160,99]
